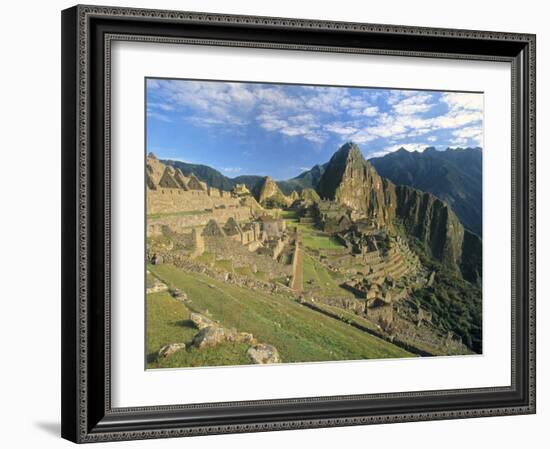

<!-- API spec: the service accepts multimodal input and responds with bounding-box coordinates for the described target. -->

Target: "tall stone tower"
[191,228,205,257]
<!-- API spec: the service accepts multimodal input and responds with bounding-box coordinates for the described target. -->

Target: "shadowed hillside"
[369,147,482,236]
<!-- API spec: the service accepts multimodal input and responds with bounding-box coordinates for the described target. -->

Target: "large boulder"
[247,344,281,364]
[158,342,186,358]
[146,274,169,295]
[190,312,214,329]
[192,326,230,348]
[192,326,255,349]
[170,288,188,302]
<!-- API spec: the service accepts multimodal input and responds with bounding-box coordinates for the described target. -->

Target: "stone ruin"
[146,154,242,218]
[146,155,258,238]
[146,157,294,279]
[294,199,427,326]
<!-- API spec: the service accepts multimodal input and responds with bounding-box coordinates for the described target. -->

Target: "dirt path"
[290,231,303,294]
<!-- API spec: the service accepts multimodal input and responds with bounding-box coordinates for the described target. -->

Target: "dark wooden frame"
[61,4,536,443]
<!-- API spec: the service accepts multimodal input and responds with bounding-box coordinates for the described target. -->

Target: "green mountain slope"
[369,147,482,236]
[162,159,235,191]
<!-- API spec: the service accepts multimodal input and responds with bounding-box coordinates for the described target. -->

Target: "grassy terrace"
[281,210,343,250]
[147,290,250,369]
[281,209,352,298]
[302,253,354,298]
[195,252,270,280]
[148,263,413,366]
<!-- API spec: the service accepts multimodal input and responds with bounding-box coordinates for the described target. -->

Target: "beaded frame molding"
[61,4,536,443]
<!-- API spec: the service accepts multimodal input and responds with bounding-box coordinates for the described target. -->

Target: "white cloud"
[452,126,483,140]
[368,142,433,159]
[146,110,172,122]
[386,142,432,153]
[450,125,483,146]
[186,117,227,127]
[441,92,483,111]
[148,102,175,112]
[221,167,242,174]
[257,110,325,143]
[347,91,483,145]
[349,105,379,117]
[324,122,359,136]
[148,80,484,149]
[368,150,392,158]
[392,93,435,115]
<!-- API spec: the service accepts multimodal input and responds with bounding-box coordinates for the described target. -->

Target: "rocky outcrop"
[300,188,321,203]
[460,228,483,285]
[188,314,280,362]
[158,343,186,358]
[394,184,482,282]
[317,142,482,281]
[192,326,255,349]
[253,176,290,207]
[370,146,483,236]
[247,344,281,364]
[240,195,263,212]
[394,185,463,268]
[170,288,189,302]
[318,142,396,227]
[146,272,169,294]
[190,312,214,329]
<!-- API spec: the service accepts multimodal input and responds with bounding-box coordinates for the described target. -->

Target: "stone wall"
[147,206,253,236]
[205,236,291,278]
[147,188,241,215]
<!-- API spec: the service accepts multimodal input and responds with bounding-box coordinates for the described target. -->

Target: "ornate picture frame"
[61,4,536,443]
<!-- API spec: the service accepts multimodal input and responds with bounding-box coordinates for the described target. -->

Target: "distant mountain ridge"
[317,143,482,283]
[162,145,482,238]
[161,144,481,283]
[369,147,482,236]
[162,160,235,191]
[161,160,325,196]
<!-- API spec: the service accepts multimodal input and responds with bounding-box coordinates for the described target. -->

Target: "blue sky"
[146,78,483,180]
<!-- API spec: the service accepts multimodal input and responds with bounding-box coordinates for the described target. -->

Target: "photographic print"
[145,78,483,369]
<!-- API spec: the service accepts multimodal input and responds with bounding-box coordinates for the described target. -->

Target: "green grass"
[146,290,250,369]
[235,266,253,276]
[148,264,412,365]
[214,259,233,272]
[302,253,354,298]
[253,271,268,280]
[280,210,299,221]
[282,209,344,250]
[301,230,343,250]
[195,252,215,265]
[146,272,157,288]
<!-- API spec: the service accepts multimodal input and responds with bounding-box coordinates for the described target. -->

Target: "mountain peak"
[369,144,483,236]
[318,143,396,226]
[334,142,363,161]
[253,176,290,207]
